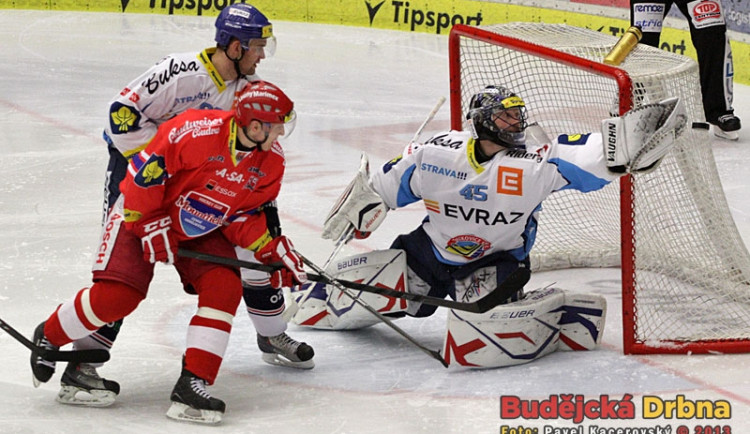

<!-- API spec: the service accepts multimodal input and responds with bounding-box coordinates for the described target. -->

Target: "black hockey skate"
[710,114,741,140]
[57,363,120,407]
[30,322,58,387]
[257,332,315,369]
[166,369,225,425]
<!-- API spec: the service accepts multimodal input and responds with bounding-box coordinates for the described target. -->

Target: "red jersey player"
[30,81,306,424]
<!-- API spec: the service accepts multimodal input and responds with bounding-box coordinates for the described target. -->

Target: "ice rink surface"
[1,9,749,433]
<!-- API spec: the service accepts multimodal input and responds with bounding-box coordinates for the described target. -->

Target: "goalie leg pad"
[443,288,607,367]
[291,249,409,330]
[443,287,565,368]
[556,292,607,351]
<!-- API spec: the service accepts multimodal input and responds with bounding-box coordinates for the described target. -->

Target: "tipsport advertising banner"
[3,0,749,34]
[0,0,747,81]
[8,0,745,85]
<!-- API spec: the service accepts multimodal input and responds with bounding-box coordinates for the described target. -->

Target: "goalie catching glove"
[602,96,687,174]
[322,153,388,241]
[255,236,307,289]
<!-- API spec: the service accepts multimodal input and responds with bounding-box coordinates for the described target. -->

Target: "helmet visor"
[280,109,296,137]
[242,35,276,58]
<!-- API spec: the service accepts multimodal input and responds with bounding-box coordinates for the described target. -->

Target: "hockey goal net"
[448,22,750,354]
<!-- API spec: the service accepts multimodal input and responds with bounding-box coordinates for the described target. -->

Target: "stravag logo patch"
[420,163,467,180]
[365,0,483,34]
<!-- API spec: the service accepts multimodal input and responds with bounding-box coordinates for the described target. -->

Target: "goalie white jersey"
[371,129,619,265]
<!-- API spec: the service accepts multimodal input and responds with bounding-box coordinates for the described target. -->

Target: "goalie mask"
[467,85,528,148]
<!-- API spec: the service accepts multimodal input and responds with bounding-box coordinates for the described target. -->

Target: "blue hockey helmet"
[215,4,276,56]
[467,85,528,148]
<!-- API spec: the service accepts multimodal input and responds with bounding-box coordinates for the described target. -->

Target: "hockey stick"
[320,95,446,257]
[291,96,446,311]
[283,225,355,320]
[178,249,527,314]
[410,96,446,144]
[178,249,449,366]
[298,254,447,367]
[0,317,110,363]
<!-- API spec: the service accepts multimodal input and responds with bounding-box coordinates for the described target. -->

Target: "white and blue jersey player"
[301,85,686,367]
[372,86,618,316]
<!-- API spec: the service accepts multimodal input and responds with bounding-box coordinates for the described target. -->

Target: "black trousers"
[630,0,735,122]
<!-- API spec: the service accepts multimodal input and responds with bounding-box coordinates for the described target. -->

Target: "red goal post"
[448,22,750,355]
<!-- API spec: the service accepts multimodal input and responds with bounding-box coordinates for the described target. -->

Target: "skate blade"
[57,385,117,407]
[261,352,314,370]
[712,126,739,141]
[166,402,223,425]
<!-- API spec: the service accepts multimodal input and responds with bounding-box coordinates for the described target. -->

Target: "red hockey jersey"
[120,108,285,250]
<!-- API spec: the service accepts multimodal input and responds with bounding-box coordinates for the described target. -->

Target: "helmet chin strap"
[238,125,269,151]
[228,45,246,79]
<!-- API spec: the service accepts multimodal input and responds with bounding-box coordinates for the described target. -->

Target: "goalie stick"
[178,248,528,314]
[410,96,446,144]
[0,316,110,363]
[178,249,449,366]
[285,224,355,319]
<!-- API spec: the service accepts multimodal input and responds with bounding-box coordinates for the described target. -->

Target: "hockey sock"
[243,284,287,337]
[44,281,143,346]
[184,267,242,384]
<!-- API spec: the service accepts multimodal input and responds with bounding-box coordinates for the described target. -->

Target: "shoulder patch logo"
[109,102,141,135]
[556,133,591,145]
[382,155,403,174]
[134,154,167,188]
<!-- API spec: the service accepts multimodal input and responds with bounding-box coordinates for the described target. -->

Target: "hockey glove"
[135,215,177,264]
[255,236,308,289]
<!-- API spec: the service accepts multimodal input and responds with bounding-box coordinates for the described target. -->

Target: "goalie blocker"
[321,154,388,242]
[289,250,606,368]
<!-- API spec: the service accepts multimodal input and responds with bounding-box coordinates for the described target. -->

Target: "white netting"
[453,23,750,350]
